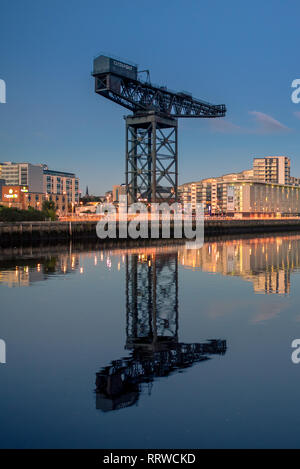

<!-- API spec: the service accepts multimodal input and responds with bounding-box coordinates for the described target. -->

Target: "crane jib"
[93,55,226,119]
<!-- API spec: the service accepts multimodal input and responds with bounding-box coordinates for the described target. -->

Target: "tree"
[0,205,45,222]
[42,200,57,221]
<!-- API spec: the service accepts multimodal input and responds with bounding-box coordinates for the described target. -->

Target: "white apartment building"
[179,169,252,213]
[0,162,44,192]
[253,156,290,185]
[179,155,300,216]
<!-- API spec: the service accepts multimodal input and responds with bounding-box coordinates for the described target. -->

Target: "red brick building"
[1,185,68,216]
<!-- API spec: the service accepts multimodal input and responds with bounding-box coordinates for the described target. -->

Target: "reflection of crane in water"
[95,252,227,412]
[126,252,179,348]
[96,339,226,412]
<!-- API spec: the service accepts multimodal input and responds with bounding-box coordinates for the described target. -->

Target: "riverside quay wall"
[1,219,300,246]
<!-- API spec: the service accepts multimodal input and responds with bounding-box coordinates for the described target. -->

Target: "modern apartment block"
[179,169,252,213]
[0,162,44,192]
[253,156,290,185]
[0,161,80,208]
[223,181,300,216]
[179,156,300,216]
[43,166,79,205]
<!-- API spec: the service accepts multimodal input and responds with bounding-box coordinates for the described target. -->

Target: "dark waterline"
[1,233,300,448]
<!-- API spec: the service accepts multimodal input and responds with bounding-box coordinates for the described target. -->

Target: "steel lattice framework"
[94,74,226,118]
[126,113,178,203]
[93,55,226,203]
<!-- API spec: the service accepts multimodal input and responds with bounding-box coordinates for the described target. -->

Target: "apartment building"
[0,162,44,192]
[253,156,290,185]
[0,162,80,207]
[179,169,252,213]
[43,166,79,205]
[223,181,300,216]
[179,156,300,216]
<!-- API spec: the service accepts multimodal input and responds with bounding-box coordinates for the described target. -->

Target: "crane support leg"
[126,112,178,204]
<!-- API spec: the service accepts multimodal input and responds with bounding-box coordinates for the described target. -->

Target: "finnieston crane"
[92,55,226,203]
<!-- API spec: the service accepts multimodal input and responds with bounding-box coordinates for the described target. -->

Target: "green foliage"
[42,200,56,212]
[80,195,104,204]
[0,205,45,222]
[0,199,59,222]
[42,200,57,221]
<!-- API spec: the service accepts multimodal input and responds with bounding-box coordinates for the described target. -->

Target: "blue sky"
[0,0,300,194]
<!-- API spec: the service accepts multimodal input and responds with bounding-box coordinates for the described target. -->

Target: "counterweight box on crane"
[93,55,137,80]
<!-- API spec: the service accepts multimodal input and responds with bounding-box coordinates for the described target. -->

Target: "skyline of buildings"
[179,155,300,216]
[2,154,300,218]
[0,162,79,204]
[0,161,79,214]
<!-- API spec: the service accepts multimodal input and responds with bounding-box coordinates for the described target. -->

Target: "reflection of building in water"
[178,235,300,294]
[96,251,226,412]
[0,254,80,287]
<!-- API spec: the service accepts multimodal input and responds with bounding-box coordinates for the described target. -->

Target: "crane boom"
[93,73,226,118]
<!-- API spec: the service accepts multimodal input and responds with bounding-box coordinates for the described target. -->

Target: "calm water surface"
[1,234,300,448]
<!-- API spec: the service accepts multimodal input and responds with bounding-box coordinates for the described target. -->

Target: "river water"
[1,233,300,448]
